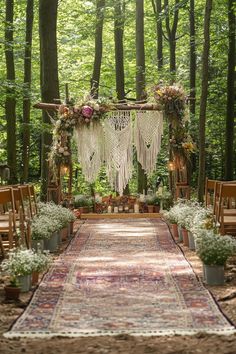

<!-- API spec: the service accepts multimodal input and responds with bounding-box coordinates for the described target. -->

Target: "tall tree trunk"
[225,0,235,180]
[164,0,179,76]
[156,0,163,70]
[136,0,146,101]
[39,0,60,200]
[90,0,105,98]
[197,0,212,202]
[136,0,147,193]
[169,38,176,72]
[22,0,34,182]
[151,0,163,70]
[5,0,17,184]
[114,0,125,100]
[189,0,196,116]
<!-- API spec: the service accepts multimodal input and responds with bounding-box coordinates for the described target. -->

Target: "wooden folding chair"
[205,178,216,208]
[217,183,236,235]
[27,184,38,217]
[13,187,32,247]
[0,188,17,257]
[213,181,236,220]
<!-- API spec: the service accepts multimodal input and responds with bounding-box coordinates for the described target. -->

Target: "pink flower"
[81,105,93,118]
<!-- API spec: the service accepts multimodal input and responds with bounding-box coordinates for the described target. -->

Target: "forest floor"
[1,223,236,354]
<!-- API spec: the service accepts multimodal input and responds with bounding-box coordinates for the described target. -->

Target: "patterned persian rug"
[5,219,235,338]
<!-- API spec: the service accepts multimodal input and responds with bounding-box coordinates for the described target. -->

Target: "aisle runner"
[5,219,235,338]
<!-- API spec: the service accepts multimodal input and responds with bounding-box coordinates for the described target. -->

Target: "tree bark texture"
[5,0,17,184]
[114,0,125,100]
[197,0,212,202]
[90,0,105,98]
[225,0,236,180]
[39,0,60,200]
[136,0,146,100]
[136,0,147,193]
[156,0,163,70]
[151,0,163,70]
[22,0,34,182]
[189,0,196,116]
[164,0,179,75]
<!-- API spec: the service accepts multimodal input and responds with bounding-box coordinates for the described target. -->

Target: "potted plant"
[162,209,179,240]
[31,213,61,252]
[152,196,161,213]
[37,202,68,245]
[1,247,36,292]
[3,277,20,301]
[195,229,236,285]
[146,196,155,213]
[74,195,91,214]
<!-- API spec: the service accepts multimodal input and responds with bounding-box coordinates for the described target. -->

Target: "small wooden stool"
[175,183,190,200]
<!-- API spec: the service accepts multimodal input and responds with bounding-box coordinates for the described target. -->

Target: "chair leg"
[8,211,14,249]
[0,235,6,258]
[19,207,26,246]
[26,221,31,249]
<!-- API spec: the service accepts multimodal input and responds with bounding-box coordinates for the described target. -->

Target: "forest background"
[0,0,235,200]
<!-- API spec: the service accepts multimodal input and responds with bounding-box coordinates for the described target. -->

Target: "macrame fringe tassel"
[134,111,163,175]
[104,111,133,195]
[74,121,104,183]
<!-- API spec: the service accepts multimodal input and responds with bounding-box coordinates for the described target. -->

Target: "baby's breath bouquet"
[163,209,179,224]
[190,207,215,235]
[32,250,51,273]
[31,215,59,240]
[195,230,236,266]
[38,202,75,229]
[1,248,36,277]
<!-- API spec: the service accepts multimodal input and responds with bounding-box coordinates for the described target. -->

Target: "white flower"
[94,103,100,111]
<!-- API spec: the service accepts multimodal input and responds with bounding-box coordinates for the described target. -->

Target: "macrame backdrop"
[134,111,163,175]
[104,111,133,195]
[74,121,104,183]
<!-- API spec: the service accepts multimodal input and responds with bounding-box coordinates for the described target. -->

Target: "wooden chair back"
[217,183,236,222]
[213,181,236,217]
[28,184,38,216]
[0,188,17,256]
[18,185,30,216]
[205,178,217,207]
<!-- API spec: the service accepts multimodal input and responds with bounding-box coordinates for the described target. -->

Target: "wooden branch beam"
[33,102,161,111]
[33,102,60,110]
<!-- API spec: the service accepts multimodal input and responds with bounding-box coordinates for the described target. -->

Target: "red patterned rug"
[5,218,235,338]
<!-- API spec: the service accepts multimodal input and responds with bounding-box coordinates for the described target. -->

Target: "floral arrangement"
[1,247,46,282]
[162,209,179,224]
[154,83,195,171]
[31,215,60,240]
[163,199,214,232]
[31,249,51,273]
[190,206,215,235]
[49,95,113,169]
[38,202,76,227]
[154,83,186,119]
[195,230,236,266]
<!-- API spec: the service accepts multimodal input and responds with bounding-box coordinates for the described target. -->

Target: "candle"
[124,205,129,213]
[108,205,112,213]
[118,205,123,212]
[114,206,118,213]
[134,203,139,213]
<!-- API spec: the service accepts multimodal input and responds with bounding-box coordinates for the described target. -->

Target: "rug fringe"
[4,328,236,339]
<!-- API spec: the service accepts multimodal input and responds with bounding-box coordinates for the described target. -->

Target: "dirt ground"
[1,224,236,354]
